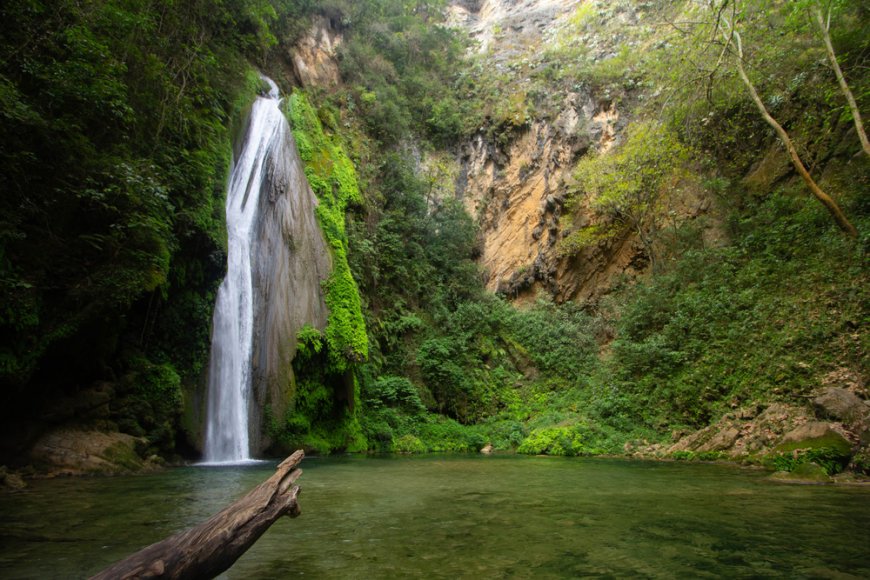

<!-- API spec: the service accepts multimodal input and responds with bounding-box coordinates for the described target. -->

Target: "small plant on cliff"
[567,120,690,271]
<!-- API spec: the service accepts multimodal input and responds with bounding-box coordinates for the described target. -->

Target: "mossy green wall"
[286,91,368,374]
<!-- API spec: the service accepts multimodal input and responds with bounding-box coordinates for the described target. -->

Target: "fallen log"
[91,450,304,580]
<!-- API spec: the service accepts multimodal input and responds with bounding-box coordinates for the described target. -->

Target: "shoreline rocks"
[28,428,161,477]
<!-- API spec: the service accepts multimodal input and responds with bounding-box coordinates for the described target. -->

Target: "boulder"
[769,463,831,484]
[776,422,852,455]
[777,421,852,451]
[30,428,155,476]
[703,427,740,452]
[0,466,26,491]
[813,387,868,425]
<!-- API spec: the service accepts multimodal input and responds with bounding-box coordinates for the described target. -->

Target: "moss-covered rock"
[766,423,853,476]
[285,91,368,374]
[775,423,852,456]
[769,462,831,484]
[29,428,159,476]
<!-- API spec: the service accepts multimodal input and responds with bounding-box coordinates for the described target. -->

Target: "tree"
[806,1,869,157]
[715,3,858,237]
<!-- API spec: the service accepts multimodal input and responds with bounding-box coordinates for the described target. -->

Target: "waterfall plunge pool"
[1,455,868,578]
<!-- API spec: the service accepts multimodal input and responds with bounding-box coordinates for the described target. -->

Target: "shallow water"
[1,455,868,578]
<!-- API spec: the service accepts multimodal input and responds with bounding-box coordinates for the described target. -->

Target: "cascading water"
[201,75,331,464]
[202,77,285,464]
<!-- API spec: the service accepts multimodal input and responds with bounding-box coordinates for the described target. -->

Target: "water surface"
[1,455,868,578]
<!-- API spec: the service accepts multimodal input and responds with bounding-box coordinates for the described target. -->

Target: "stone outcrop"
[288,15,343,89]
[665,403,815,458]
[449,0,721,304]
[654,385,869,472]
[29,428,160,476]
[447,0,582,55]
[813,387,869,427]
[458,90,626,300]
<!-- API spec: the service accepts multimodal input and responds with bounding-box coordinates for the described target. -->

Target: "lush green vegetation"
[321,0,868,458]
[287,91,368,372]
[1,0,866,471]
[0,0,308,457]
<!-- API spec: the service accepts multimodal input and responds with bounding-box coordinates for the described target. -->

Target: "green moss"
[767,433,853,476]
[773,432,852,457]
[518,426,584,456]
[101,440,145,473]
[286,91,367,373]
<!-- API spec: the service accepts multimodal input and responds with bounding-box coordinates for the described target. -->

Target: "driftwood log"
[91,450,304,580]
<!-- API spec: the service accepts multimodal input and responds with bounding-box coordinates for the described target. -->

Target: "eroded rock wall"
[458,91,625,300]
[288,15,343,89]
[451,0,720,304]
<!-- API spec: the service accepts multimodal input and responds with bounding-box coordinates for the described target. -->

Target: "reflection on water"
[1,456,868,578]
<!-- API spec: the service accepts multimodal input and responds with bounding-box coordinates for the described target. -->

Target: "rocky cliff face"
[451,0,719,304]
[283,1,723,307]
[250,121,332,454]
[448,0,582,55]
[287,15,343,89]
[458,90,629,302]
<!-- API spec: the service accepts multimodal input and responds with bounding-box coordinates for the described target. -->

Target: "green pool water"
[1,455,868,578]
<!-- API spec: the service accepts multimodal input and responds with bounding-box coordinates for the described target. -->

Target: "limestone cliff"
[451,0,720,304]
[287,15,344,89]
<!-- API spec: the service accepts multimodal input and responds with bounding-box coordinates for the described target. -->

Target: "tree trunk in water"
[730,30,858,237]
[90,450,304,580]
[813,5,870,157]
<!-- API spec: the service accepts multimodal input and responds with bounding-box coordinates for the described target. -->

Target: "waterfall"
[201,76,330,464]
[202,77,284,464]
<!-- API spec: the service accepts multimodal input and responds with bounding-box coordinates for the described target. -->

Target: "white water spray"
[202,76,284,464]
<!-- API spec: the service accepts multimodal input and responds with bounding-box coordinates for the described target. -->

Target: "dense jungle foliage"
[1,0,866,464]
[0,0,312,457]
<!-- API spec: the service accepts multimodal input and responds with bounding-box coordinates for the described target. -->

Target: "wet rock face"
[249,125,332,455]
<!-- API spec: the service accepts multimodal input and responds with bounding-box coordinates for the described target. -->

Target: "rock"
[704,427,740,452]
[737,405,760,420]
[670,428,690,442]
[778,422,852,453]
[813,387,868,425]
[290,16,343,88]
[480,444,494,455]
[30,428,156,476]
[769,463,831,484]
[0,466,26,491]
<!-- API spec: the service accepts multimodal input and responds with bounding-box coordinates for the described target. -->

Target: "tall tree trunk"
[813,5,870,157]
[729,29,858,237]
